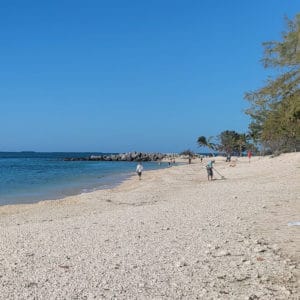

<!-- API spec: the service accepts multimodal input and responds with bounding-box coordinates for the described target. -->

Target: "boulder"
[64,152,166,162]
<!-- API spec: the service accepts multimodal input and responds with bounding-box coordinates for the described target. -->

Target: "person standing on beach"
[247,150,252,163]
[206,160,214,181]
[136,162,143,180]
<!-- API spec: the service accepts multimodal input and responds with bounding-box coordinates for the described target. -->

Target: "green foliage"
[197,136,216,152]
[180,149,195,157]
[218,130,239,154]
[245,14,300,153]
[218,130,251,156]
[196,132,256,156]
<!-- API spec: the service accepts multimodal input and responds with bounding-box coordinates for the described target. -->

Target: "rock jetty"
[64,152,166,162]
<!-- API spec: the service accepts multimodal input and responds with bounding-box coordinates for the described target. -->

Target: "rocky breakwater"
[64,152,166,162]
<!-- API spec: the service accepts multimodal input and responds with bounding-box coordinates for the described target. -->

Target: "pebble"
[255,238,267,245]
[234,274,250,281]
[253,246,267,253]
[214,250,231,257]
[176,260,188,267]
[270,244,280,252]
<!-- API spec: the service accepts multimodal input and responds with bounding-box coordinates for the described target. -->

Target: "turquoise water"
[0,152,168,206]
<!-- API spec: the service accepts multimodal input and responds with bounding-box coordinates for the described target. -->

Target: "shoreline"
[0,171,135,208]
[0,160,173,207]
[0,153,299,298]
[0,157,191,212]
[0,160,177,214]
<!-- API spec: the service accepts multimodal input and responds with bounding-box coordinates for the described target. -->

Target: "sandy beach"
[0,153,299,299]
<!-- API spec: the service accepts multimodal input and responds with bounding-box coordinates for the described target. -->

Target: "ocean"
[0,152,169,206]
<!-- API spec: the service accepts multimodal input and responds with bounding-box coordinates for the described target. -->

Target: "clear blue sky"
[0,1,299,153]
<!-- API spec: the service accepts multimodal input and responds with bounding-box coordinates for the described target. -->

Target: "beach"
[0,153,299,299]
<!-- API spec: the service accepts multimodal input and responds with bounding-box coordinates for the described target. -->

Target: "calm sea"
[0,152,168,206]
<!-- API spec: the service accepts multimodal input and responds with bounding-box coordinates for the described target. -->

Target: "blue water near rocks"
[0,152,169,206]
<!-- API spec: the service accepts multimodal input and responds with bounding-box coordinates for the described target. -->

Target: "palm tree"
[197,136,216,155]
[197,136,207,148]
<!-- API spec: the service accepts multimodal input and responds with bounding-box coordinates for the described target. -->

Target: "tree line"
[244,13,300,153]
[181,131,254,158]
[197,132,254,156]
[193,14,299,156]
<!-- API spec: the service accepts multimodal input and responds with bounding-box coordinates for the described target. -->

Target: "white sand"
[0,153,299,299]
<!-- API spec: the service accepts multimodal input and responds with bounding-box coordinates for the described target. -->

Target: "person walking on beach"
[206,160,214,181]
[136,162,143,180]
[247,150,252,163]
